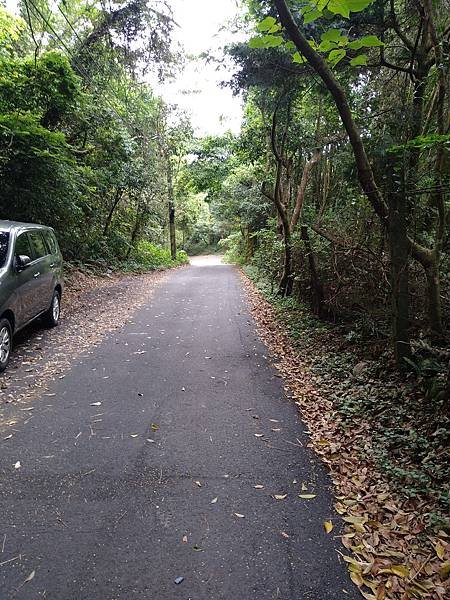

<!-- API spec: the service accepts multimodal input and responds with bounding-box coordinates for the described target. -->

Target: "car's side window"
[43,230,58,255]
[28,231,48,260]
[15,233,32,259]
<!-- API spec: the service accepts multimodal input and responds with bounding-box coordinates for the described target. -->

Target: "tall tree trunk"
[167,161,176,260]
[279,229,293,297]
[386,160,412,367]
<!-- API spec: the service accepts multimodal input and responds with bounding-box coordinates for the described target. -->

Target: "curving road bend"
[0,258,358,599]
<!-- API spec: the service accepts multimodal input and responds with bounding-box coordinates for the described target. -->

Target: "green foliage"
[219,232,248,264]
[250,227,283,289]
[248,1,383,70]
[0,3,194,271]
[128,240,189,271]
[389,133,450,153]
[0,6,26,56]
[0,51,80,126]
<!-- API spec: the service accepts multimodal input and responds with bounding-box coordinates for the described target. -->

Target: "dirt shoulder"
[0,267,173,417]
[240,271,449,600]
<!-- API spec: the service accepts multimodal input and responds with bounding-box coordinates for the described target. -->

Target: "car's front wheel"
[0,318,12,373]
[44,290,61,327]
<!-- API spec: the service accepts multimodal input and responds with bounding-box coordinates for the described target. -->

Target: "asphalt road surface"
[0,258,358,599]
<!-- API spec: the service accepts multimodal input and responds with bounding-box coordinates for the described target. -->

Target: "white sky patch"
[5,0,18,13]
[4,0,245,136]
[151,0,244,136]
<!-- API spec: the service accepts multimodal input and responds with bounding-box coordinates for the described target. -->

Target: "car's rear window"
[28,231,48,259]
[0,231,9,268]
[43,230,58,255]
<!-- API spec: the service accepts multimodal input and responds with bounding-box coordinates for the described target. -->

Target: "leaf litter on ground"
[240,273,450,600]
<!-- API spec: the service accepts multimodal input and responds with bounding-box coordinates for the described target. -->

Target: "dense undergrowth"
[244,265,450,529]
[66,241,189,276]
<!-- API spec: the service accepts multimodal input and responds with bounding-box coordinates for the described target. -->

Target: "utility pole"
[167,159,176,260]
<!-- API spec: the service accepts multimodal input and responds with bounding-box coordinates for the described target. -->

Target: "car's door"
[12,232,39,327]
[42,229,62,284]
[27,230,54,315]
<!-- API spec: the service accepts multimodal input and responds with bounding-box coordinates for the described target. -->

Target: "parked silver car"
[0,221,64,372]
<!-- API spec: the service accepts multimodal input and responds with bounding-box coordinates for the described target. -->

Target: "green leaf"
[303,8,322,24]
[350,54,368,66]
[320,29,342,43]
[348,0,374,12]
[328,49,347,65]
[248,36,265,49]
[285,41,296,50]
[348,56,367,68]
[357,34,384,47]
[268,23,282,33]
[327,0,374,18]
[292,52,307,64]
[327,0,351,18]
[319,40,336,52]
[256,16,277,32]
[262,35,284,48]
[348,39,363,50]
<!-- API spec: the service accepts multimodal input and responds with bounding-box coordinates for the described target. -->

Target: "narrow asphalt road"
[0,258,358,599]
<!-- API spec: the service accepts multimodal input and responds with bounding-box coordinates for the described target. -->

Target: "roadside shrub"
[219,232,247,264]
[127,240,189,271]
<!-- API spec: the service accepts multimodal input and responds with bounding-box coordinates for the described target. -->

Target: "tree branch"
[273,0,388,223]
[290,148,321,233]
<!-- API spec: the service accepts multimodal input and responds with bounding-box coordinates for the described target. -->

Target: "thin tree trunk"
[290,148,321,232]
[386,161,412,367]
[301,225,325,317]
[103,188,123,236]
[279,230,293,297]
[246,227,254,261]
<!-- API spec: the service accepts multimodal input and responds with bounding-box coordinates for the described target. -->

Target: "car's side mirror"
[16,255,31,270]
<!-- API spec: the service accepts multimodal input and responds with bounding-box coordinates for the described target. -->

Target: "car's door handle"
[33,272,41,278]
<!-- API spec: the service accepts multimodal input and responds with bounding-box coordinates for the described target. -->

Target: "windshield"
[0,231,10,268]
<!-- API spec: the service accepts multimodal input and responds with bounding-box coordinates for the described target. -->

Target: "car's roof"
[0,220,51,232]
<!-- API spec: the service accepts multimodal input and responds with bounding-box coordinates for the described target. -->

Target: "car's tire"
[44,290,61,328]
[0,318,12,373]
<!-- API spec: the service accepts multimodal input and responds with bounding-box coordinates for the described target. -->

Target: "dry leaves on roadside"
[240,273,450,600]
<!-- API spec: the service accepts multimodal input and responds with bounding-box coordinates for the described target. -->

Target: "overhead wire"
[24,0,137,129]
[56,3,124,98]
[55,1,159,129]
